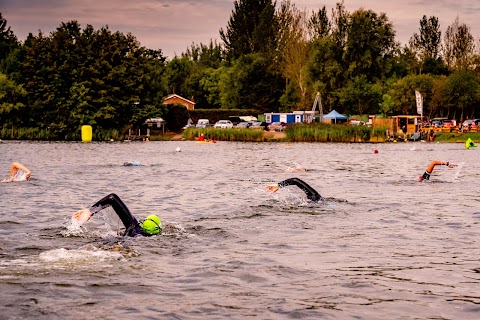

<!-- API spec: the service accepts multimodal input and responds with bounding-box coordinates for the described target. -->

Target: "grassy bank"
[0,125,124,141]
[182,128,264,142]
[285,123,389,142]
[433,132,480,143]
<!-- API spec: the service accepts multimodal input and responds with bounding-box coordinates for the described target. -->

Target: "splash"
[0,170,28,183]
[286,162,307,173]
[39,246,124,265]
[452,161,465,181]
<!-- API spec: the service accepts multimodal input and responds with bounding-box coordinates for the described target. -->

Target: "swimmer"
[1,162,31,182]
[286,167,307,173]
[418,160,457,182]
[123,161,141,166]
[266,177,323,202]
[72,193,162,237]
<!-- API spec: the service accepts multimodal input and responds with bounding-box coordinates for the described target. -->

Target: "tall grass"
[0,125,125,141]
[433,132,480,142]
[285,123,388,142]
[183,128,264,142]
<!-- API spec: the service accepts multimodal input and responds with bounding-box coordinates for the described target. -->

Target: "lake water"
[1,140,479,319]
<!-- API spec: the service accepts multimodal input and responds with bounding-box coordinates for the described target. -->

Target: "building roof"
[163,94,196,105]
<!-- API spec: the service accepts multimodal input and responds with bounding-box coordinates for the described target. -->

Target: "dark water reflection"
[1,141,479,319]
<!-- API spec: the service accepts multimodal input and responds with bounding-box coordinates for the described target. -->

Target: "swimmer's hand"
[447,162,457,168]
[72,209,93,225]
[265,184,279,193]
[25,172,31,180]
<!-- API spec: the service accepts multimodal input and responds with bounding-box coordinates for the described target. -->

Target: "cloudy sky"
[3,0,480,59]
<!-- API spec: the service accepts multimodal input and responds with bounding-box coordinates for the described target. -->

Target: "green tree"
[444,16,475,70]
[220,0,278,61]
[0,71,27,125]
[439,70,480,121]
[337,75,382,116]
[219,53,283,112]
[165,56,194,95]
[388,74,435,116]
[276,0,310,109]
[308,6,330,39]
[411,16,442,60]
[409,15,447,75]
[19,22,167,132]
[0,13,20,73]
[343,9,397,81]
[378,94,395,116]
[198,67,223,109]
[182,40,225,69]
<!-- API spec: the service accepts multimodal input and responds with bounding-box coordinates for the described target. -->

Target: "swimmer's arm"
[267,178,323,202]
[426,161,455,173]
[89,193,139,231]
[11,162,31,180]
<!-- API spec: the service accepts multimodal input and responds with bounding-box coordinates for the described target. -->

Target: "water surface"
[1,141,479,319]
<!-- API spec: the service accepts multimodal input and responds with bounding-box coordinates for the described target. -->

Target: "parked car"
[196,119,210,128]
[214,120,234,129]
[442,120,455,127]
[267,122,286,131]
[235,121,252,128]
[250,121,268,130]
[462,119,480,128]
[349,120,365,126]
[431,117,448,128]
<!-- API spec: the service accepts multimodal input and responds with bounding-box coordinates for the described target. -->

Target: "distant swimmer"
[286,163,308,173]
[418,160,457,182]
[266,177,323,202]
[123,161,141,166]
[72,193,162,237]
[286,167,307,173]
[1,162,31,182]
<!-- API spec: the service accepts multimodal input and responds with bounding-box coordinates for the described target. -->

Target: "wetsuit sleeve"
[90,193,144,236]
[278,178,323,202]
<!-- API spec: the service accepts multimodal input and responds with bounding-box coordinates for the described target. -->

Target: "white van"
[196,119,210,128]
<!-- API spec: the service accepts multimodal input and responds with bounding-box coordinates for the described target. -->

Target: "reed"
[183,128,264,142]
[0,126,125,141]
[285,123,387,142]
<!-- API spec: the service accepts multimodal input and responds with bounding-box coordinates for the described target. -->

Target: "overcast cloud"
[3,0,480,59]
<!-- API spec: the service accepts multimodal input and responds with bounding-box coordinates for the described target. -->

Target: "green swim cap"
[141,214,162,235]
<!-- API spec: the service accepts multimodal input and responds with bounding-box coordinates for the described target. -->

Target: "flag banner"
[415,90,423,115]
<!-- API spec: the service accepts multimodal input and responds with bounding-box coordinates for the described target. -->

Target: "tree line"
[1,0,480,137]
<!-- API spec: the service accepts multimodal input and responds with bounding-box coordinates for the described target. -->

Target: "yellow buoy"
[81,125,92,142]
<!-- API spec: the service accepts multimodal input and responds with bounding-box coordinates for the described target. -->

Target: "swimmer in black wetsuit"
[123,161,141,166]
[266,177,323,202]
[418,160,457,182]
[72,193,161,236]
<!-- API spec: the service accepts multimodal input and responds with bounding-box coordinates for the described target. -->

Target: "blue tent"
[323,110,347,123]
